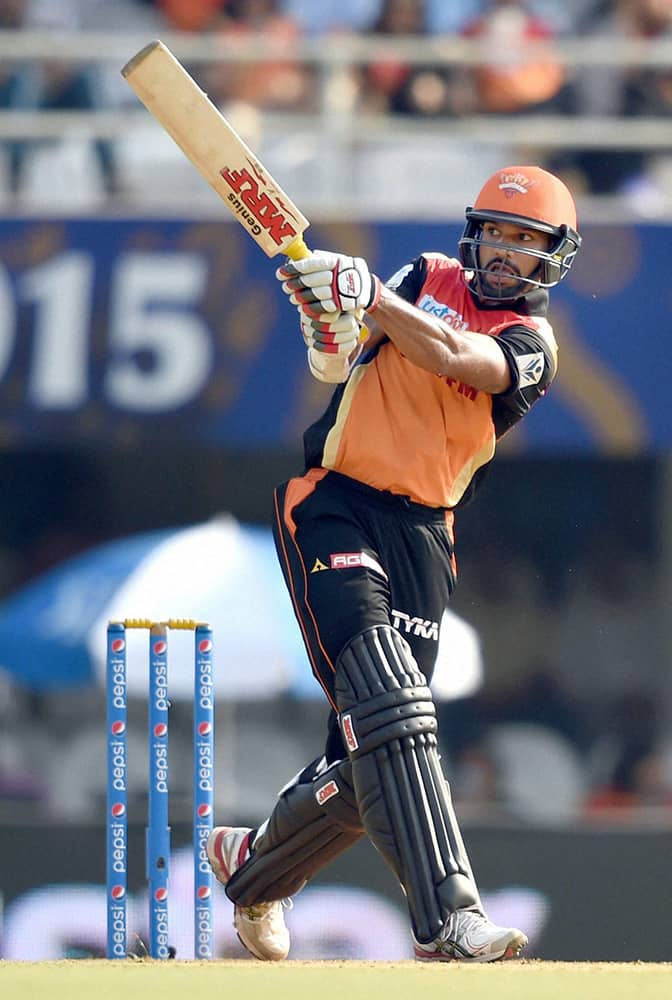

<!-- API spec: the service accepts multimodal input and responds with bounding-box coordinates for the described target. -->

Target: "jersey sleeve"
[384,256,428,303]
[491,319,558,436]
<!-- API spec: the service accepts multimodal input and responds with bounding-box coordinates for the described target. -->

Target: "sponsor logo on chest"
[417,293,469,329]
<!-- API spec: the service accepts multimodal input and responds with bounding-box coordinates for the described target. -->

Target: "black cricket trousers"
[272,469,457,762]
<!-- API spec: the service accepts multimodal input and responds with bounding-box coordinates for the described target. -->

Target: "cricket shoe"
[206,825,290,961]
[414,909,528,963]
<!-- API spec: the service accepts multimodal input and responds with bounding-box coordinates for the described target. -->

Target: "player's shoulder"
[504,315,558,355]
[418,253,465,288]
[496,315,559,380]
[492,289,556,353]
[387,252,463,301]
[420,252,462,271]
[526,315,557,352]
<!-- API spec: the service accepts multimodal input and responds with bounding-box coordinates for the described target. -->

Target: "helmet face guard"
[459,209,581,301]
[458,166,582,302]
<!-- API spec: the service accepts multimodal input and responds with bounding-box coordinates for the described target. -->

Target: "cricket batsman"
[207,165,581,962]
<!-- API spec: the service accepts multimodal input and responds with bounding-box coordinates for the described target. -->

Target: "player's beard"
[479,257,529,300]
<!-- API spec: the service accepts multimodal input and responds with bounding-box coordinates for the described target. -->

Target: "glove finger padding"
[279,275,316,296]
[304,311,360,335]
[278,276,334,316]
[300,310,360,355]
[275,249,339,281]
[276,250,381,314]
[285,286,326,318]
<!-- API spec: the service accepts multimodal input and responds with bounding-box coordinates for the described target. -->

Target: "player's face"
[477,221,552,297]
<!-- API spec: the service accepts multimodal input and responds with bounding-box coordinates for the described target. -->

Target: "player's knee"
[334,625,438,759]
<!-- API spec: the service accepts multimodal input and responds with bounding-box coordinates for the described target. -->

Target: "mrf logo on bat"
[220,157,299,247]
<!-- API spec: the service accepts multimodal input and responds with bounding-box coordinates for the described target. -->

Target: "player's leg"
[335,507,526,961]
[210,754,363,903]
[206,754,363,961]
[207,472,377,960]
[335,626,476,927]
[267,476,511,957]
[209,474,526,962]
[271,470,393,704]
[336,624,526,961]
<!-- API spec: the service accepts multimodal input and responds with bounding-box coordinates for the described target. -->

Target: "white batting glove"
[307,348,356,384]
[276,250,381,315]
[300,309,361,355]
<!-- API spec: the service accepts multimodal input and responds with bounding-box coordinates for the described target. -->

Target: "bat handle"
[284,236,311,260]
[283,236,370,344]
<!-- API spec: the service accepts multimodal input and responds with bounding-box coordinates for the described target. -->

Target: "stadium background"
[0,0,670,962]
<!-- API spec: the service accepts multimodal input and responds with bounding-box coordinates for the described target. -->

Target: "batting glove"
[277,250,381,315]
[307,347,357,384]
[300,309,361,356]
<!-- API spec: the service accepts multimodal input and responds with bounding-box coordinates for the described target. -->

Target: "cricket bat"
[121,40,311,261]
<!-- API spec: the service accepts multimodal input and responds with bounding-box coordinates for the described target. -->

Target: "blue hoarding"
[0,218,665,451]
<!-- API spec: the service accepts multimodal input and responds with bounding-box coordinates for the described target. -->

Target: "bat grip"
[284,236,311,261]
[283,236,370,344]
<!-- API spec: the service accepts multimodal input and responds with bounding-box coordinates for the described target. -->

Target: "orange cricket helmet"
[458,165,581,300]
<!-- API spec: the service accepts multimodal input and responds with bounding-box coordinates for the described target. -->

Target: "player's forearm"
[368,286,457,371]
[368,285,510,393]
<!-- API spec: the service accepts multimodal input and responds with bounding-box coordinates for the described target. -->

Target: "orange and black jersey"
[303,253,558,510]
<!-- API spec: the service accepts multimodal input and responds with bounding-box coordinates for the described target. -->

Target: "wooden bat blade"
[122,40,310,259]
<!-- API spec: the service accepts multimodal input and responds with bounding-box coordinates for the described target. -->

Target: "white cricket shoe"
[206,825,290,961]
[414,909,528,962]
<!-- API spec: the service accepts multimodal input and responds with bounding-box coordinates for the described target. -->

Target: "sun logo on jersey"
[498,172,539,198]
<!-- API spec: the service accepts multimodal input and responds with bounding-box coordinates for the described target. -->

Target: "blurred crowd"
[1,0,672,208]
[440,534,672,824]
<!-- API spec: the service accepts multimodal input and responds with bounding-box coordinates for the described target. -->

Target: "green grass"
[1,960,670,1000]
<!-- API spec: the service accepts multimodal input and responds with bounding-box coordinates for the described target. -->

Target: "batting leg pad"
[225,756,364,906]
[335,625,480,943]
